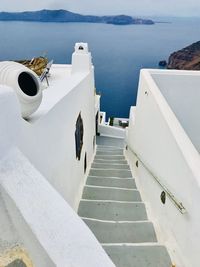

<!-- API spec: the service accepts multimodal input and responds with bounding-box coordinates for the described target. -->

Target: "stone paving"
[78,137,172,267]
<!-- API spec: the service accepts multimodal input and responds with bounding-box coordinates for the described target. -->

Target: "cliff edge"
[167,41,200,70]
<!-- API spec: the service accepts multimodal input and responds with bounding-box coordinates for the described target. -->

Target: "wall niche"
[75,113,84,161]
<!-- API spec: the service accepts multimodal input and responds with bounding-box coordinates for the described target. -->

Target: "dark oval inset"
[160,191,166,204]
[18,72,38,96]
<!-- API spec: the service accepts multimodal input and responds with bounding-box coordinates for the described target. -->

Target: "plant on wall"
[109,116,114,126]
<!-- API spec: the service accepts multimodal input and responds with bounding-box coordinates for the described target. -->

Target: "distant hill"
[167,41,200,70]
[0,9,154,25]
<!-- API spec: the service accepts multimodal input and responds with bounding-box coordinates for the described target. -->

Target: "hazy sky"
[0,0,200,17]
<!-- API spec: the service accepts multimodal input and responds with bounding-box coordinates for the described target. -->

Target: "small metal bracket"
[160,191,166,204]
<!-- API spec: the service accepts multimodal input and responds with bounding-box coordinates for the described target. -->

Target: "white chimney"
[71,43,93,74]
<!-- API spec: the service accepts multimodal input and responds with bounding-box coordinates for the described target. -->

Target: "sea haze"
[0,18,200,118]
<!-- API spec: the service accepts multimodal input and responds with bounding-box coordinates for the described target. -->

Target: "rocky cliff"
[167,41,200,70]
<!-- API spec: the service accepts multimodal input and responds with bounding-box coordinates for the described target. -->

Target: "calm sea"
[0,18,200,118]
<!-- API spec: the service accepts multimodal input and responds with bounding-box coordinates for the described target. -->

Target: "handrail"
[127,145,187,214]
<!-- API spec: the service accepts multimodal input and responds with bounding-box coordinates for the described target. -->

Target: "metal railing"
[127,145,187,214]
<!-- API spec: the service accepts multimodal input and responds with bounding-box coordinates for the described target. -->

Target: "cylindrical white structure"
[0,61,42,118]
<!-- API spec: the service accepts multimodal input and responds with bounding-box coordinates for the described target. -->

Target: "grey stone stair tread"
[96,150,124,156]
[96,136,124,148]
[82,187,141,201]
[86,177,136,189]
[89,169,132,178]
[78,136,171,267]
[96,148,124,151]
[97,146,123,151]
[84,220,157,243]
[95,155,126,160]
[78,201,147,221]
[94,159,128,164]
[104,245,172,267]
[92,163,130,170]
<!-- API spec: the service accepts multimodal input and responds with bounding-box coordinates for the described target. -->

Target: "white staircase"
[78,137,172,267]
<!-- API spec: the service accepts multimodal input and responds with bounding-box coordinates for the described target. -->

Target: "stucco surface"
[0,148,115,267]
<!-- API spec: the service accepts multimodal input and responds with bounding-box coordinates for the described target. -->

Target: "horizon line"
[0,9,199,19]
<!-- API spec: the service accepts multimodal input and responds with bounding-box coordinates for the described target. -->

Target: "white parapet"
[71,43,93,74]
[126,69,200,267]
[125,106,136,145]
[0,148,115,267]
[100,111,106,125]
[98,124,126,139]
[0,86,21,160]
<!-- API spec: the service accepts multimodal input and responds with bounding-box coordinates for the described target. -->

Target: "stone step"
[95,155,126,161]
[89,169,132,178]
[104,245,172,267]
[78,136,172,267]
[78,201,147,221]
[83,220,157,244]
[96,150,124,156]
[97,146,123,151]
[96,136,124,148]
[82,186,141,201]
[94,159,128,164]
[92,163,130,170]
[86,177,136,189]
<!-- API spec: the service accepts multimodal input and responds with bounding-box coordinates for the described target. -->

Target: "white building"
[0,43,199,267]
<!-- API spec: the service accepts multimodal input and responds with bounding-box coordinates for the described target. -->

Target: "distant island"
[167,41,200,70]
[0,9,154,25]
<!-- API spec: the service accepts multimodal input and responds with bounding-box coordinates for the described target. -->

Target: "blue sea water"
[0,18,200,118]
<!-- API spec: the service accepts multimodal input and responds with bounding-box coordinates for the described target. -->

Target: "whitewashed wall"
[0,45,97,211]
[0,147,115,267]
[152,71,200,153]
[0,44,115,267]
[20,70,96,210]
[0,87,22,254]
[99,124,125,138]
[126,69,200,267]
